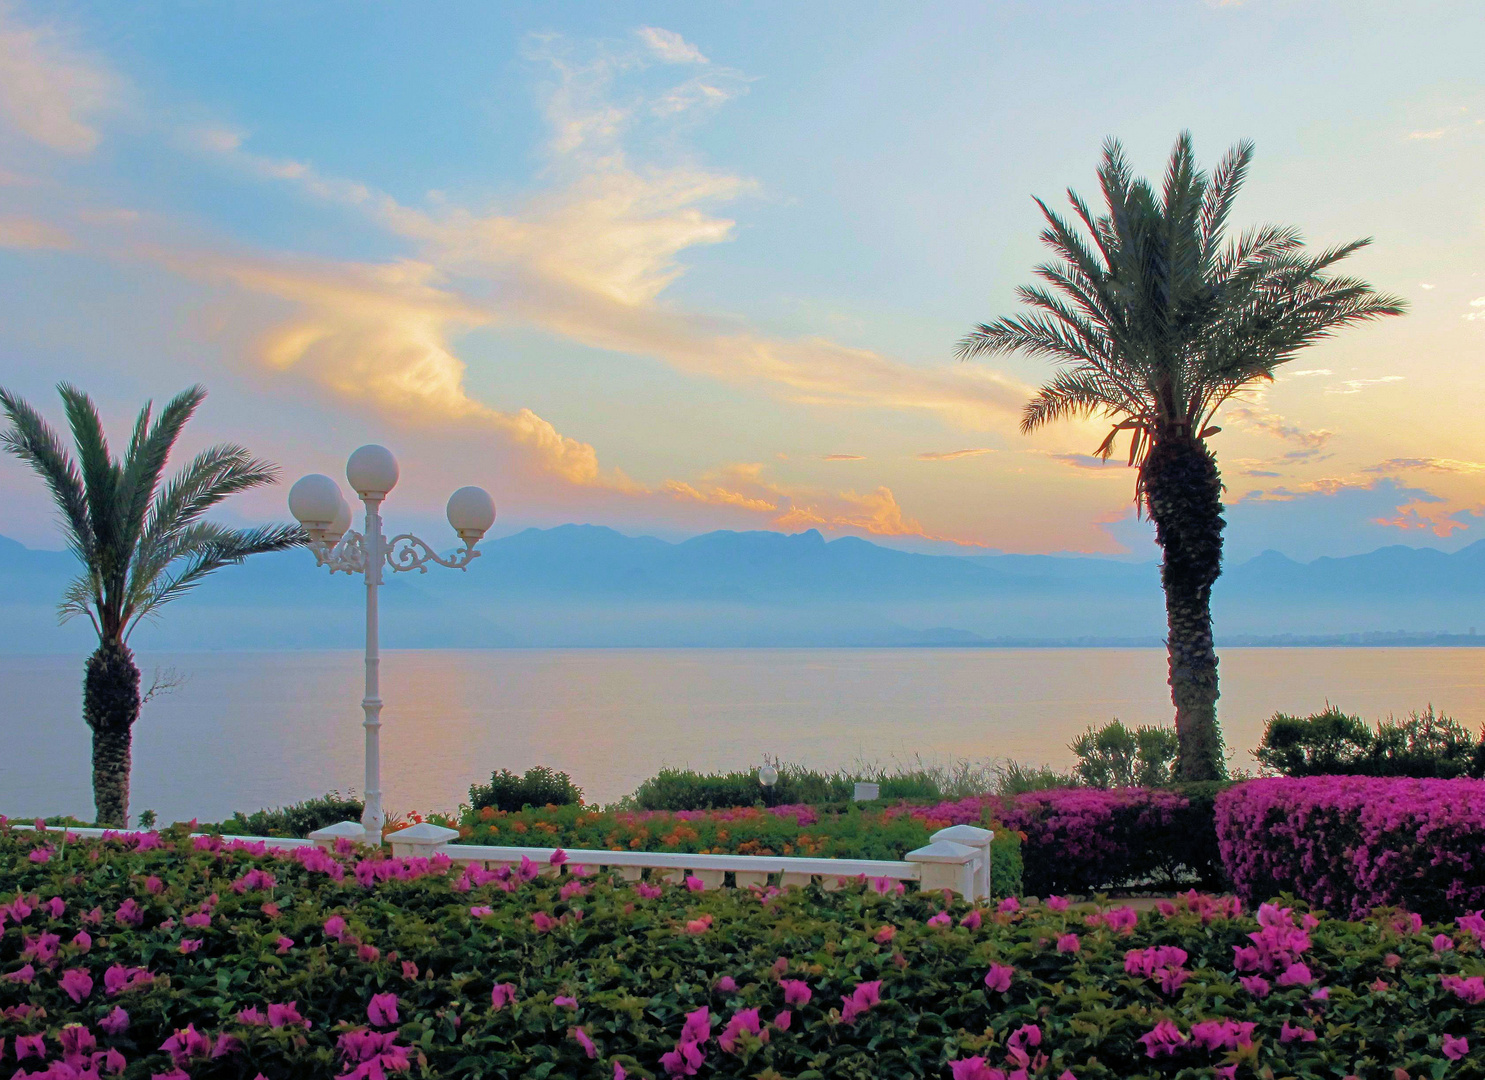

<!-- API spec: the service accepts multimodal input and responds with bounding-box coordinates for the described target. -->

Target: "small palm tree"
[958,133,1405,780]
[1,383,304,825]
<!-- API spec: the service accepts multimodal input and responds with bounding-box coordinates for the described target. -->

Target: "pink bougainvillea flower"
[684,876,705,893]
[1441,974,1485,1004]
[1432,934,1455,952]
[468,905,494,918]
[237,1006,267,1026]
[1138,1019,1188,1058]
[103,964,153,995]
[44,897,64,919]
[637,883,664,899]
[549,848,568,866]
[776,978,811,1006]
[275,936,294,954]
[60,1024,97,1059]
[82,907,102,926]
[6,963,35,983]
[1457,911,1485,939]
[554,995,579,1008]
[402,960,419,980]
[261,902,281,919]
[1311,986,1329,1001]
[99,1006,130,1035]
[984,963,1014,994]
[927,912,951,928]
[59,967,93,1002]
[998,897,1020,914]
[323,915,348,942]
[1276,962,1314,986]
[1280,1022,1317,1044]
[613,1063,627,1080]
[491,983,517,1009]
[949,1057,1002,1080]
[145,875,164,894]
[684,915,713,935]
[1239,974,1270,998]
[773,1009,792,1031]
[1443,1034,1470,1061]
[114,898,144,928]
[358,944,381,962]
[1191,1020,1255,1052]
[1045,896,1069,912]
[960,909,983,930]
[560,880,589,901]
[839,980,883,1024]
[1056,933,1080,953]
[28,846,52,863]
[718,1007,764,1054]
[71,930,91,953]
[532,911,558,934]
[873,925,896,944]
[179,938,203,954]
[517,856,541,882]
[570,1026,597,1058]
[368,992,400,1027]
[267,1002,311,1029]
[16,1033,46,1060]
[161,1023,214,1064]
[1156,900,1177,918]
[1103,906,1139,934]
[714,976,738,993]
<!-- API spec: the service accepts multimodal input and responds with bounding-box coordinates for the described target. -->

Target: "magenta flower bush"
[1216,776,1485,920]
[3,822,1484,1078]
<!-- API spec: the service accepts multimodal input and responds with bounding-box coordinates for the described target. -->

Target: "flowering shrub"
[456,801,1027,896]
[2,823,1483,1078]
[1216,775,1485,921]
[882,784,1225,895]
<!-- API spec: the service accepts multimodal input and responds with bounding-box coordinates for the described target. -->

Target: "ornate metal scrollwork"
[384,533,481,574]
[311,531,369,575]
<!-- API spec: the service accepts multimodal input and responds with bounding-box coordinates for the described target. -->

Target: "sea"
[1,647,1480,824]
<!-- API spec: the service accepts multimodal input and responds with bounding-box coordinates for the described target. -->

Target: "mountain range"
[2,527,1484,650]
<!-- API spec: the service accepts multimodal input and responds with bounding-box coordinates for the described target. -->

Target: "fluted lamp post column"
[288,445,496,845]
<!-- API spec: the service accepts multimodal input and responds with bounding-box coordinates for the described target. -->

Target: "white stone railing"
[311,820,995,900]
[11,820,995,902]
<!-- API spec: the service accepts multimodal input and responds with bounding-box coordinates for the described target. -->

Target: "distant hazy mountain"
[2,526,1483,651]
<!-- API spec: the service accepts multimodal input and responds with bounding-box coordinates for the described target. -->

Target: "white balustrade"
[319,820,993,900]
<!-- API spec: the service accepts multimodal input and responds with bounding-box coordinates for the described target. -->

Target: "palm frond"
[125,523,305,635]
[0,387,93,564]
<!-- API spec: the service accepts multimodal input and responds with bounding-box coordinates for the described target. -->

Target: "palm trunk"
[83,641,140,827]
[1144,435,1226,781]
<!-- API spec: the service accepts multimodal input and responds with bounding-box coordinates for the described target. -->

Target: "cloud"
[0,213,70,249]
[198,38,1027,430]
[665,462,990,547]
[1325,375,1405,394]
[916,448,993,461]
[1465,297,1485,322]
[1419,283,1435,290]
[822,453,865,461]
[1047,452,1122,471]
[1408,129,1447,140]
[0,3,114,153]
[1371,500,1475,536]
[1284,368,1332,378]
[636,27,708,65]
[1223,405,1333,456]
[1365,457,1485,475]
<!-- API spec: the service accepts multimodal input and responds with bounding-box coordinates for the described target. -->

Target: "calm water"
[1,648,1481,824]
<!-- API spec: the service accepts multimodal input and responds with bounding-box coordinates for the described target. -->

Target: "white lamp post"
[288,445,496,844]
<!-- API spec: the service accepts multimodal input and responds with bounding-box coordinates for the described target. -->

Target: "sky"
[0,1,1481,562]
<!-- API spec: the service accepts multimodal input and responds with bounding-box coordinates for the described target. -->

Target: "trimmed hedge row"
[1216,775,1485,921]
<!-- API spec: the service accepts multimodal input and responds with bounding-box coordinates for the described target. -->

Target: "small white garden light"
[758,762,779,789]
[289,445,496,843]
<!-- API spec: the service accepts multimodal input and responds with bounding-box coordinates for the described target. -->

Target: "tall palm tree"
[957,133,1405,780]
[1,383,304,825]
